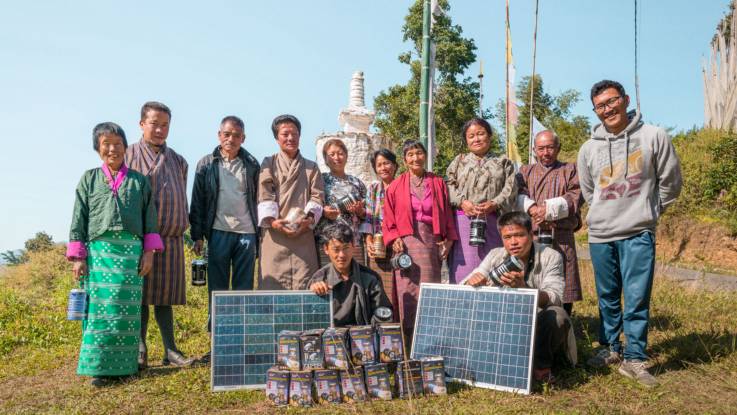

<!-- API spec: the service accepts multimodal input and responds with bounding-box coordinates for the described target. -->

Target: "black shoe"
[162,349,195,367]
[91,377,109,387]
[138,347,148,371]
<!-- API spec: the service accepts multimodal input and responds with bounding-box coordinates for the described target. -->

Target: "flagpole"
[478,60,484,117]
[529,0,539,164]
[419,0,431,164]
[505,0,511,160]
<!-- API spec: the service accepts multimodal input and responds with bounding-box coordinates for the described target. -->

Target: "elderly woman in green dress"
[66,122,163,387]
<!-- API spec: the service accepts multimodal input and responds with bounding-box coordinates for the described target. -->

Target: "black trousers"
[534,305,571,369]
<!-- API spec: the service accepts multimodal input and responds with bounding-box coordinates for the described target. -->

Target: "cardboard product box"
[288,370,314,407]
[277,330,301,371]
[314,369,342,404]
[339,367,368,403]
[376,323,404,363]
[300,329,325,370]
[349,325,376,366]
[395,360,424,398]
[420,356,447,396]
[364,363,392,400]
[322,327,350,370]
[265,367,290,406]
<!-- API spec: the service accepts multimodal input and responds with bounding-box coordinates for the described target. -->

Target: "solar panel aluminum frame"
[410,283,539,395]
[210,290,334,392]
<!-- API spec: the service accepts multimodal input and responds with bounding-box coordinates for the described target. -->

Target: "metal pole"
[419,0,431,150]
[505,0,510,159]
[478,60,484,117]
[528,0,539,164]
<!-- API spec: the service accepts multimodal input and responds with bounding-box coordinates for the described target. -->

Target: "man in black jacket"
[190,115,260,334]
[308,223,392,327]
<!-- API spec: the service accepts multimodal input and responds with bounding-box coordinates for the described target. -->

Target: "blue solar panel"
[410,283,538,394]
[211,290,333,391]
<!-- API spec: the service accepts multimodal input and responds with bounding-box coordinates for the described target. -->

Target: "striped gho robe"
[516,160,583,304]
[126,141,189,305]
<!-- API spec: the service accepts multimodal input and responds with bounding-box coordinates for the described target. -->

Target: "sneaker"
[586,347,621,368]
[619,359,659,388]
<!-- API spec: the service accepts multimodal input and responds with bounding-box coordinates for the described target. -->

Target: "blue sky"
[0,0,728,253]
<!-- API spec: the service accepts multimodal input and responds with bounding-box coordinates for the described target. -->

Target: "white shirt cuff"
[258,201,279,227]
[517,194,536,214]
[544,197,569,221]
[305,201,323,229]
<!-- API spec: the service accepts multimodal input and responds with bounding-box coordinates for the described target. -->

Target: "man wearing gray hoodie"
[578,80,682,388]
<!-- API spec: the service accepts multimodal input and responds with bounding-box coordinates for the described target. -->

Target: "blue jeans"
[207,230,257,331]
[589,231,655,361]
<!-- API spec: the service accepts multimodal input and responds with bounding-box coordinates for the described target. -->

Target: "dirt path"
[577,244,737,291]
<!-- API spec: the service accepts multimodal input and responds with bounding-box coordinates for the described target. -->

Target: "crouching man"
[462,211,575,383]
[308,223,392,327]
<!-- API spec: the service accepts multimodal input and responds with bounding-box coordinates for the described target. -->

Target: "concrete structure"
[316,71,393,185]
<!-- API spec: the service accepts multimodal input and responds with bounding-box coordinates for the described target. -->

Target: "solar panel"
[410,283,538,394]
[210,290,333,391]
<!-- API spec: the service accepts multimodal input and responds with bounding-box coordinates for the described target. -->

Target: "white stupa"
[315,71,393,185]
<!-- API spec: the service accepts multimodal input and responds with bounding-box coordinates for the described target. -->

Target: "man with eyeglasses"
[126,101,195,368]
[516,130,584,317]
[577,80,682,387]
[190,115,260,359]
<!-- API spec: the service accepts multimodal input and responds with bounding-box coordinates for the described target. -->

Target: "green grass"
[2,248,737,414]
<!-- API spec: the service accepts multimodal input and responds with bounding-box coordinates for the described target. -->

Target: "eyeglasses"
[593,96,622,112]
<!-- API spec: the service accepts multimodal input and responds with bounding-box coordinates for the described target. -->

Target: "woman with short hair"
[445,118,517,284]
[66,122,163,387]
[382,140,457,339]
[361,148,399,310]
[316,138,367,266]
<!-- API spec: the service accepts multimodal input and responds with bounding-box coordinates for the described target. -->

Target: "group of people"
[67,79,682,390]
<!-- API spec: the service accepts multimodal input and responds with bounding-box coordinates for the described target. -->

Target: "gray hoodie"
[577,111,682,243]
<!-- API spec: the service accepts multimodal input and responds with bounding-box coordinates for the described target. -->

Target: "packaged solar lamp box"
[288,370,314,407]
[314,369,342,404]
[364,363,393,400]
[265,367,290,406]
[395,360,424,398]
[339,367,368,403]
[323,327,350,370]
[277,330,302,370]
[420,356,447,395]
[300,328,325,370]
[377,323,404,363]
[349,325,376,365]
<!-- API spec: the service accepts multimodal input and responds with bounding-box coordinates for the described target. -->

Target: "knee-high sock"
[154,305,177,353]
[140,305,150,350]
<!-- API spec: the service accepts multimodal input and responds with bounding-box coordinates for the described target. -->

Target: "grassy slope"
[1,248,737,414]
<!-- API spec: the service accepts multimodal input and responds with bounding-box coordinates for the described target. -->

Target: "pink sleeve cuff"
[143,233,165,252]
[66,241,87,261]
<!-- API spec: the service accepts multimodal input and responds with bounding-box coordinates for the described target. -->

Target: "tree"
[374,0,493,175]
[495,75,590,164]
[24,232,54,254]
[2,232,56,265]
[1,250,24,265]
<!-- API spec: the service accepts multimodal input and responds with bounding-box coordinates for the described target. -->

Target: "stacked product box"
[266,327,445,406]
[395,360,424,398]
[420,356,447,396]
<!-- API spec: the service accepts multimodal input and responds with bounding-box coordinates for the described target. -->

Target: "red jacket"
[382,172,458,246]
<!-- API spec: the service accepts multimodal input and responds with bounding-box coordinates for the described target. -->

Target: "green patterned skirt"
[77,230,143,377]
